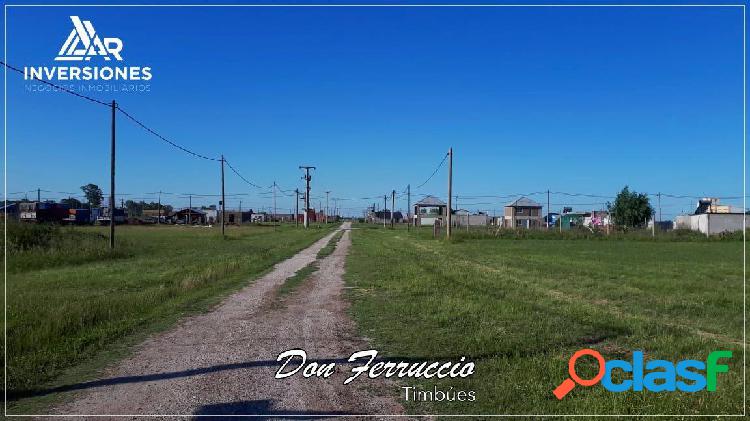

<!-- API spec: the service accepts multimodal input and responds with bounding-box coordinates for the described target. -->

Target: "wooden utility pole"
[325,191,331,224]
[109,100,116,249]
[547,189,550,230]
[221,155,226,237]
[407,184,411,232]
[37,188,40,202]
[391,190,395,228]
[657,192,662,228]
[188,194,192,225]
[295,189,300,228]
[299,166,315,228]
[157,190,162,224]
[383,195,387,228]
[446,147,453,238]
[273,181,277,223]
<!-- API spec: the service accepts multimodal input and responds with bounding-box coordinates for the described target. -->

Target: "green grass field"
[344,225,744,415]
[4,223,335,405]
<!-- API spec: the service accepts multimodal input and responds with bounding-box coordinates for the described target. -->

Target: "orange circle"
[568,348,605,387]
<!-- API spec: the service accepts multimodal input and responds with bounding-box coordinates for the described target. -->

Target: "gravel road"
[54,222,407,419]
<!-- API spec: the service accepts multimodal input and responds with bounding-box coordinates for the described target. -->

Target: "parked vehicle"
[63,208,92,225]
[19,202,69,223]
[96,208,127,225]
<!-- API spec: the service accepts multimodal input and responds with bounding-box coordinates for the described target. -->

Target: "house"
[297,209,318,224]
[172,207,207,224]
[142,209,170,223]
[275,213,296,222]
[694,198,744,214]
[560,212,587,229]
[414,195,447,226]
[503,197,543,228]
[583,210,611,228]
[223,210,252,225]
[367,209,403,224]
[674,198,746,235]
[204,208,218,224]
[454,209,489,226]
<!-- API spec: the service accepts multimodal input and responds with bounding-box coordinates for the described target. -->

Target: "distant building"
[367,209,403,224]
[674,198,746,235]
[142,209,170,223]
[172,207,207,224]
[454,209,489,226]
[503,197,543,228]
[275,213,295,222]
[694,198,744,215]
[414,195,447,226]
[223,210,252,224]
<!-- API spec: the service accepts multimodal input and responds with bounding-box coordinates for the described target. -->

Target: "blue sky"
[2,4,745,217]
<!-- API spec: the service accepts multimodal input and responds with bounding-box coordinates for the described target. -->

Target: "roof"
[173,207,207,215]
[415,195,446,207]
[505,196,542,208]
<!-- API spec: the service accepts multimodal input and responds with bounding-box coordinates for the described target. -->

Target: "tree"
[607,186,654,229]
[80,184,103,208]
[125,200,144,217]
[60,197,83,208]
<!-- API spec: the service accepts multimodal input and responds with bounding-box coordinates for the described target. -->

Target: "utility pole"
[325,191,331,224]
[446,147,453,238]
[295,189,300,228]
[221,155,226,237]
[299,166,315,228]
[651,210,655,237]
[657,192,662,228]
[188,194,192,225]
[37,188,40,202]
[391,190,395,228]
[407,184,411,232]
[273,181,277,223]
[383,195,387,228]
[547,189,550,230]
[239,200,242,224]
[157,190,162,225]
[109,100,116,249]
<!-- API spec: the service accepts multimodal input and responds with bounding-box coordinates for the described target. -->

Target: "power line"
[116,105,219,162]
[415,152,449,189]
[222,158,263,189]
[1,61,110,107]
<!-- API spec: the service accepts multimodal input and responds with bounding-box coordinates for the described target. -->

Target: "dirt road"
[54,222,406,418]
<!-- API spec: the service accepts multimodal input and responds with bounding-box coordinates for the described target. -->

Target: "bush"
[445,226,747,242]
[6,222,59,251]
[3,221,131,272]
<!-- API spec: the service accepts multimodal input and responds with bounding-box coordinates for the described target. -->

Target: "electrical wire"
[116,105,219,162]
[415,152,449,189]
[223,158,264,189]
[1,61,110,107]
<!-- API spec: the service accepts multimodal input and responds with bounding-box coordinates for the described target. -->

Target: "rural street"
[54,222,406,418]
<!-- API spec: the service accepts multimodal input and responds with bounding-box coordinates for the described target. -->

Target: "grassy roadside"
[5,223,335,412]
[344,226,744,415]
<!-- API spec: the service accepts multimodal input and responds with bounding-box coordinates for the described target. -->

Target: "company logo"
[23,16,151,86]
[553,349,732,399]
[55,16,123,61]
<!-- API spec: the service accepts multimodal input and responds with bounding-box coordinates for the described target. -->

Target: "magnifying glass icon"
[553,348,606,400]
